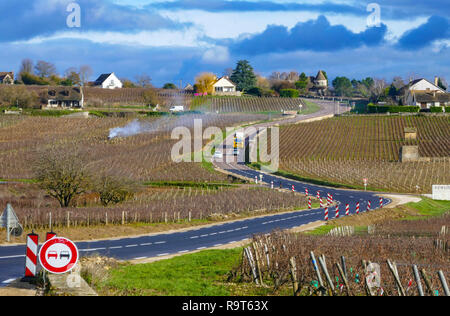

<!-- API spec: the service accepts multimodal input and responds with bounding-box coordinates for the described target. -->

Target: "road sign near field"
[0,203,23,241]
[38,237,79,274]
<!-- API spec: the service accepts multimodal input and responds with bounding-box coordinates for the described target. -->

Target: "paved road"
[0,99,389,286]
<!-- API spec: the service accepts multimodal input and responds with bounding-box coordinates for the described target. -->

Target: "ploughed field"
[277,116,450,193]
[0,113,269,182]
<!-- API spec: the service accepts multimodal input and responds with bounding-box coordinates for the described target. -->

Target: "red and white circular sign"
[38,237,79,274]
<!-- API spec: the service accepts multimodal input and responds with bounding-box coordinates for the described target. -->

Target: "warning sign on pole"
[38,237,79,274]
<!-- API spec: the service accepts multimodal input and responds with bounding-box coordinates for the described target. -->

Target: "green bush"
[246,87,263,97]
[367,105,420,113]
[430,106,443,113]
[445,107,450,113]
[279,89,299,98]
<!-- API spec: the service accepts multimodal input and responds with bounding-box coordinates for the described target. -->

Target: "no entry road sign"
[38,237,79,274]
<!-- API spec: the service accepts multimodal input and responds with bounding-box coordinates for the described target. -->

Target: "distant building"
[43,87,84,109]
[308,70,328,96]
[0,72,14,85]
[401,78,449,109]
[93,73,123,89]
[212,76,241,96]
[184,83,194,91]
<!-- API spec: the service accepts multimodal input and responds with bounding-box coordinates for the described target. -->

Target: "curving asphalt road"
[0,99,390,286]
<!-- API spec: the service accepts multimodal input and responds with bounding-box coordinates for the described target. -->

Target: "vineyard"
[276,116,450,193]
[190,96,304,113]
[0,182,308,233]
[232,215,449,296]
[0,113,269,182]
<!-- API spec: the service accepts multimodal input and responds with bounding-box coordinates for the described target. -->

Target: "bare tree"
[19,59,34,75]
[392,76,405,89]
[223,68,233,77]
[79,65,93,86]
[371,78,388,102]
[33,147,92,208]
[95,174,137,206]
[35,60,57,78]
[135,74,153,88]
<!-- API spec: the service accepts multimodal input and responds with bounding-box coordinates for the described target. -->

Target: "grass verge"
[93,249,288,296]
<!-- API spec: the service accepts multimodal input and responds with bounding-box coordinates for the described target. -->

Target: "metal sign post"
[0,203,23,242]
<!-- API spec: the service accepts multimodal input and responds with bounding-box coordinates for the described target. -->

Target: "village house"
[43,87,84,109]
[212,76,241,96]
[0,72,14,85]
[401,78,450,109]
[93,73,123,89]
[184,83,194,91]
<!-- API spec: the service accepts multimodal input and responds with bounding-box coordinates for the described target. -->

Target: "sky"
[0,0,449,87]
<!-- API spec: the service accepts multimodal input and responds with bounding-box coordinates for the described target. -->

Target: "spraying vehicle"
[234,132,245,149]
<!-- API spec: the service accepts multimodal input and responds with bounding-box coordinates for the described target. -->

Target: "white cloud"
[13,28,210,48]
[202,46,230,63]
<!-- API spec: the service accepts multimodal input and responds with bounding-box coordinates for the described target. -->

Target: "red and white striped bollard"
[356,202,360,215]
[345,204,350,216]
[46,231,57,241]
[367,201,371,212]
[335,205,339,219]
[25,232,39,279]
[324,208,329,221]
[379,197,383,208]
[308,198,312,209]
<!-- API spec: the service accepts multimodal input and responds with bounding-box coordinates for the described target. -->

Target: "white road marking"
[197,247,206,250]
[109,246,123,249]
[190,236,199,239]
[125,244,138,248]
[80,248,105,252]
[214,244,223,247]
[140,243,152,246]
[154,241,166,245]
[157,253,170,257]
[134,257,147,260]
[0,255,25,260]
[178,250,189,254]
[2,278,16,284]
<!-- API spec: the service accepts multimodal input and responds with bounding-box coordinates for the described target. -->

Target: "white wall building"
[94,73,123,89]
[212,76,241,96]
[402,78,449,109]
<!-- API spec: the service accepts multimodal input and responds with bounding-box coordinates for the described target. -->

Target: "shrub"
[430,106,443,113]
[246,87,262,97]
[367,105,420,113]
[279,89,299,98]
[445,107,450,113]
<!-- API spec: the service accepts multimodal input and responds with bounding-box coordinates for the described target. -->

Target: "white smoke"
[108,120,149,139]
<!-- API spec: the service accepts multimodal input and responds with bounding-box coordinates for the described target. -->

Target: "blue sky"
[0,0,449,86]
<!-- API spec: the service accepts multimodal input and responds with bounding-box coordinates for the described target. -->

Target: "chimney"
[435,77,439,86]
